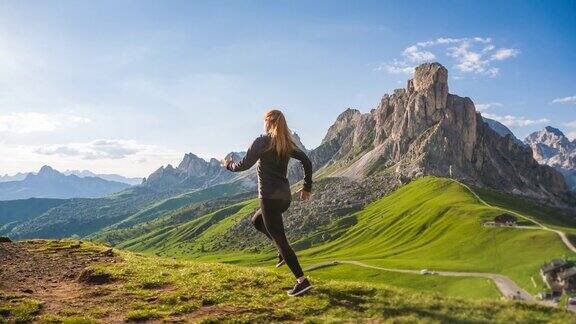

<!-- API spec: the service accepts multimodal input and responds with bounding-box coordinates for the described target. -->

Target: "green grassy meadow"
[109,183,249,230]
[3,240,572,323]
[298,178,571,295]
[118,200,259,255]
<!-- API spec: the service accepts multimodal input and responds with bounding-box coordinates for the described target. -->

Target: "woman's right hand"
[297,188,311,201]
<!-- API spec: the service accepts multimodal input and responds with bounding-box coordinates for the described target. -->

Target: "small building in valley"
[483,213,518,227]
[494,213,517,226]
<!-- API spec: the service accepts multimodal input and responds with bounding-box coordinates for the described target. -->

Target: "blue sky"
[0,0,574,177]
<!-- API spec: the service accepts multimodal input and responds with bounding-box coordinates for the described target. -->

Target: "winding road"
[304,260,542,303]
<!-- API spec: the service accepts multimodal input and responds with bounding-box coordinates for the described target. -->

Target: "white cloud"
[482,113,549,127]
[377,37,519,78]
[568,132,576,141]
[491,48,520,60]
[475,102,503,112]
[374,60,415,74]
[403,45,436,62]
[35,139,146,160]
[563,120,576,128]
[0,112,91,134]
[447,42,487,73]
[552,96,576,104]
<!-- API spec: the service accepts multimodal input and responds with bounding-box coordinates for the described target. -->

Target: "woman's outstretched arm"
[291,148,313,193]
[226,136,266,172]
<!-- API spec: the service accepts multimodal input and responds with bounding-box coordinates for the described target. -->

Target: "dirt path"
[451,179,576,254]
[304,260,556,305]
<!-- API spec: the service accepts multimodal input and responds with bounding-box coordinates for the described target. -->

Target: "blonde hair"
[264,109,295,159]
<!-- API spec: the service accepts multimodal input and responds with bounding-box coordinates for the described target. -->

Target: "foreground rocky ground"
[1,240,574,323]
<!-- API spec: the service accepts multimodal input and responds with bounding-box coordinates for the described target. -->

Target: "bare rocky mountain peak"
[305,62,571,203]
[144,151,245,190]
[525,127,575,151]
[525,126,576,191]
[291,131,307,152]
[178,153,212,176]
[37,165,60,177]
[411,62,449,112]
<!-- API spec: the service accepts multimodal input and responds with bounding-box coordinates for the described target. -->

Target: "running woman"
[221,109,313,297]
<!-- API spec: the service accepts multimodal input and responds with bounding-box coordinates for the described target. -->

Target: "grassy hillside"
[4,186,168,239]
[298,177,573,295]
[118,200,259,255]
[0,198,65,235]
[90,192,254,246]
[3,181,250,240]
[1,240,572,323]
[105,183,250,230]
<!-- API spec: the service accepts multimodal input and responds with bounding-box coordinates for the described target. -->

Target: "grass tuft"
[125,309,162,321]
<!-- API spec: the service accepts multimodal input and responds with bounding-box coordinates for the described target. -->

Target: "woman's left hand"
[221,157,233,168]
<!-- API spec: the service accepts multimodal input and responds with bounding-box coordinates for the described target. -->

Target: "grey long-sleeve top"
[226,134,313,201]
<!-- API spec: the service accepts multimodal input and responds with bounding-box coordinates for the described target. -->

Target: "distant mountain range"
[0,172,32,182]
[0,166,130,200]
[62,170,143,185]
[0,170,141,186]
[525,127,576,191]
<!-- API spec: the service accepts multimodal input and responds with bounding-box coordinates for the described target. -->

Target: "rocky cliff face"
[525,127,576,191]
[305,63,571,202]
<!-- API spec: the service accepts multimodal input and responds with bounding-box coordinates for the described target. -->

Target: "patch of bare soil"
[0,241,120,320]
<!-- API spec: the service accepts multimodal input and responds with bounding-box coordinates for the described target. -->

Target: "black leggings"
[252,198,304,278]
